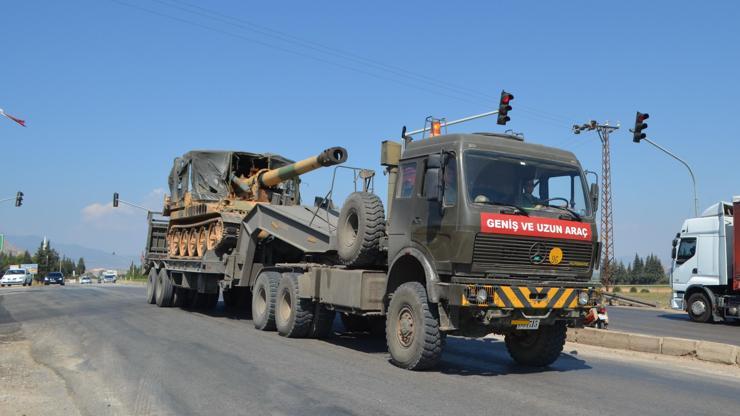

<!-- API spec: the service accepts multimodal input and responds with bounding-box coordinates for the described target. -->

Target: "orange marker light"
[430,120,442,137]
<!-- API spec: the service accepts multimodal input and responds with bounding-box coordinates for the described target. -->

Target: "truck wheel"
[505,321,567,367]
[386,282,443,370]
[252,271,280,331]
[146,268,157,304]
[308,305,336,339]
[336,192,385,268]
[155,268,174,307]
[687,292,712,323]
[275,273,314,338]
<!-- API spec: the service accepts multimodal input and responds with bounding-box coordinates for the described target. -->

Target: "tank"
[163,147,348,259]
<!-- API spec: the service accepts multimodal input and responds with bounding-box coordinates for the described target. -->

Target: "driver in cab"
[518,179,541,208]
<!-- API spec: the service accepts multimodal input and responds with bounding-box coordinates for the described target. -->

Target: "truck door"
[388,159,423,254]
[672,237,697,291]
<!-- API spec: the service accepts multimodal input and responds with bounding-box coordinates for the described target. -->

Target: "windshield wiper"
[489,201,529,216]
[543,204,581,221]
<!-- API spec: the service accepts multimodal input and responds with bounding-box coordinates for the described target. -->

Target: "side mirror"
[671,247,677,260]
[672,238,678,248]
[424,154,442,201]
[589,183,599,212]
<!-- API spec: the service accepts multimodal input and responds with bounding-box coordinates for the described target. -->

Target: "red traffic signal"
[497,90,514,125]
[632,111,649,143]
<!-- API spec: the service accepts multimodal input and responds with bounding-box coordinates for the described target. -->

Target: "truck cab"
[671,198,740,322]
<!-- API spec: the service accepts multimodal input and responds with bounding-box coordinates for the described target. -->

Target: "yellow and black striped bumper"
[460,285,593,309]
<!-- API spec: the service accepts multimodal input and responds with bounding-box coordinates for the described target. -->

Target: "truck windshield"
[464,150,591,217]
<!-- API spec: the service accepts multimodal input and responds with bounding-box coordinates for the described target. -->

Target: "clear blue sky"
[1,0,738,265]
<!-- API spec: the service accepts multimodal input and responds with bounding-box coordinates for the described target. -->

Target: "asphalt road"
[1,284,739,416]
[607,306,740,346]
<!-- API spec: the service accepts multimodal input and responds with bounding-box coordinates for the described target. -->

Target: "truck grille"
[472,234,593,275]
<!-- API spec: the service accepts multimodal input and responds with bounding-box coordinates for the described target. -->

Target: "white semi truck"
[670,197,740,322]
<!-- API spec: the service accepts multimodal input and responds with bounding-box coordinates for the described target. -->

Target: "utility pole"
[573,120,620,288]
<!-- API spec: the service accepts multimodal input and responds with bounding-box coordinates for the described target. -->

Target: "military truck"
[143,127,601,370]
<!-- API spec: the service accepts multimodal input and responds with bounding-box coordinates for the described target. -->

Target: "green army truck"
[143,124,601,370]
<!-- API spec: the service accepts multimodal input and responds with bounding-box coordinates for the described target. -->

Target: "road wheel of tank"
[168,229,180,257]
[196,227,207,257]
[308,304,336,339]
[275,273,314,338]
[207,222,222,251]
[505,321,567,367]
[187,230,198,258]
[178,229,188,257]
[687,292,713,323]
[336,192,385,268]
[252,271,280,331]
[386,282,443,370]
[155,268,174,307]
[146,268,157,304]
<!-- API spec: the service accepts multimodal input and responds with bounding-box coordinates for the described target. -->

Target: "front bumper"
[1,280,25,285]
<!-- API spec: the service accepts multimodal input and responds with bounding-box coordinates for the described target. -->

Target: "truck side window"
[443,155,457,206]
[397,162,417,198]
[676,238,696,265]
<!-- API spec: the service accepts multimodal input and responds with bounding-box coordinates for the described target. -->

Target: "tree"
[21,250,32,264]
[76,258,86,275]
[630,254,645,284]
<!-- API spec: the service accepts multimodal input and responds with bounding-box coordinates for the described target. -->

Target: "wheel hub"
[397,306,415,348]
[691,299,707,315]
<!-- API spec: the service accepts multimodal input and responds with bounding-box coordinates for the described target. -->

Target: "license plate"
[514,319,540,330]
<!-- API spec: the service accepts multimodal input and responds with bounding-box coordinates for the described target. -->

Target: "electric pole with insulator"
[573,120,620,288]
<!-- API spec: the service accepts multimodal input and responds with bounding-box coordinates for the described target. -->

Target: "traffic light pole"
[0,197,16,204]
[405,109,500,137]
[117,199,152,212]
[640,137,699,216]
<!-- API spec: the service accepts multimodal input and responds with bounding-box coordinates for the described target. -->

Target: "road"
[1,285,739,416]
[607,306,740,346]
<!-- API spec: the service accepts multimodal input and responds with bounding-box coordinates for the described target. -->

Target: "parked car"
[1,268,33,287]
[44,272,65,286]
[80,276,93,284]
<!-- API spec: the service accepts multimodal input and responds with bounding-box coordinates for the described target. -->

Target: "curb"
[567,327,739,367]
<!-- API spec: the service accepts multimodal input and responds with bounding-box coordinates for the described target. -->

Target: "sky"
[1,0,739,265]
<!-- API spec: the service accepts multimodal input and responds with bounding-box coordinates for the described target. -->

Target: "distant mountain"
[3,235,139,269]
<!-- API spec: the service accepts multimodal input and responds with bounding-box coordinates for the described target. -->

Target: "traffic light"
[14,191,23,207]
[632,112,649,143]
[497,90,514,125]
[113,192,119,208]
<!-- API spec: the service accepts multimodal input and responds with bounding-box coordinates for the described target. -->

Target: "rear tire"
[386,282,443,370]
[252,271,280,331]
[687,292,713,323]
[505,321,567,367]
[155,268,174,307]
[336,192,385,267]
[275,273,314,338]
[146,268,157,304]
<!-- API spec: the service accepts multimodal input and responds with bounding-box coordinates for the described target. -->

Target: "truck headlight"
[476,288,488,304]
[578,291,590,306]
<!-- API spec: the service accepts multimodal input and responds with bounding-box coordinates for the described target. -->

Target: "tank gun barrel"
[231,147,348,194]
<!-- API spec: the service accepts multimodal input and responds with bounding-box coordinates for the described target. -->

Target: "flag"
[0,108,26,127]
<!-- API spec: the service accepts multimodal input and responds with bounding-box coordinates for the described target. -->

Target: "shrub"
[613,286,622,293]
[640,288,650,293]
[629,287,638,293]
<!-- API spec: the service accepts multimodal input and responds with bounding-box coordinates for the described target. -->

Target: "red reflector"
[598,307,606,314]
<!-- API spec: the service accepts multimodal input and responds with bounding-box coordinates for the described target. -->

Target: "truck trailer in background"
[670,197,740,322]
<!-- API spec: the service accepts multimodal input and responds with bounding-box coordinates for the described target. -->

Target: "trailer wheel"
[687,292,712,323]
[155,268,174,307]
[252,271,280,331]
[386,282,443,370]
[275,273,314,338]
[505,321,567,367]
[309,305,336,339]
[337,192,385,268]
[146,268,157,304]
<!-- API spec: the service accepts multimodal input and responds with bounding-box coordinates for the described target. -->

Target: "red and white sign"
[480,213,592,241]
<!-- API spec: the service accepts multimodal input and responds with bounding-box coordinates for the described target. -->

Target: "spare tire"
[337,192,385,267]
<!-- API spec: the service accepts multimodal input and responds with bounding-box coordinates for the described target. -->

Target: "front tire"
[146,268,157,304]
[275,273,314,338]
[505,322,567,367]
[252,271,280,331]
[687,292,713,323]
[386,282,443,370]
